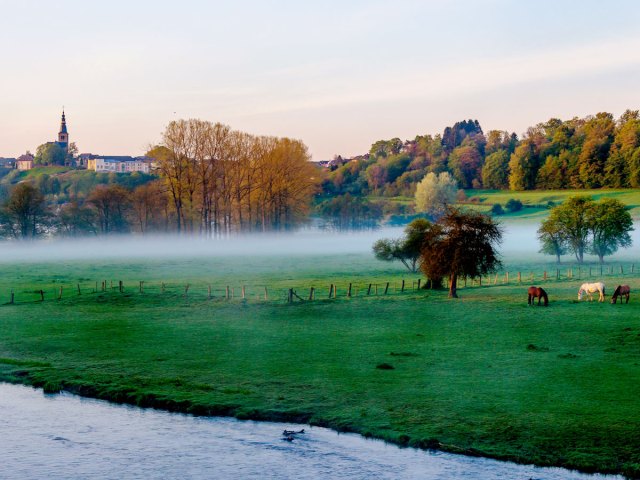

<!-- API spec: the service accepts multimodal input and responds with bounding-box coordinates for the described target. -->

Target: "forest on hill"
[321,110,640,200]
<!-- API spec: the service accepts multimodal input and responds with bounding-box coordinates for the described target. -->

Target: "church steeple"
[58,108,69,150]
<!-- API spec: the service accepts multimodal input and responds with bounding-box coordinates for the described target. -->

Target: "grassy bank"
[0,254,639,477]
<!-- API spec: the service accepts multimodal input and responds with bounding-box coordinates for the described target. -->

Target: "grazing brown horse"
[527,286,548,306]
[611,285,630,304]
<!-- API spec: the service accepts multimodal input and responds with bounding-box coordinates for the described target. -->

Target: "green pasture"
[1,253,640,476]
[464,189,640,221]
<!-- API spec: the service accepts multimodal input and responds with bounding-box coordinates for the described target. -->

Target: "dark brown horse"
[527,286,548,306]
[611,285,630,304]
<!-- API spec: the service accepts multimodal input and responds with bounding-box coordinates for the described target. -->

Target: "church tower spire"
[58,108,69,150]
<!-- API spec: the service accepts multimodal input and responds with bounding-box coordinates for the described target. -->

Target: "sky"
[1,0,639,160]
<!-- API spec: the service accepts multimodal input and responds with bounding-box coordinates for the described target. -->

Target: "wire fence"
[3,263,638,306]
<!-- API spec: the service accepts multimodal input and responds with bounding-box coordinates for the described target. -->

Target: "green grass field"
[375,189,640,222]
[0,252,639,477]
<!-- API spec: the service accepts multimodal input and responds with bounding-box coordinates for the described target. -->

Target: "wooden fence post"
[543,271,547,281]
[367,283,372,295]
[417,279,421,290]
[384,282,390,295]
[242,286,246,299]
[139,281,144,294]
[264,286,268,301]
[161,282,165,294]
[78,284,82,295]
[58,286,63,300]
[309,287,314,301]
[620,265,624,274]
[506,272,509,284]
[329,284,334,298]
[347,283,352,297]
[517,272,521,284]
[556,269,559,280]
[401,280,405,292]
[39,290,44,302]
[288,288,293,303]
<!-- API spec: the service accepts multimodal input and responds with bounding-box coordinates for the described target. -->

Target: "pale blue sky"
[1,0,639,159]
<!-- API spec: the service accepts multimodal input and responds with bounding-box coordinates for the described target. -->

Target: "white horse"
[578,282,606,302]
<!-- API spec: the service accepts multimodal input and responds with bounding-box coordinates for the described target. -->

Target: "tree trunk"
[448,273,458,298]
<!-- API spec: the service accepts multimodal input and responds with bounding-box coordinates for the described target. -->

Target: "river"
[0,383,621,480]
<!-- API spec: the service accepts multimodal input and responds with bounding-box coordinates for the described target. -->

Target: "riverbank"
[0,253,639,477]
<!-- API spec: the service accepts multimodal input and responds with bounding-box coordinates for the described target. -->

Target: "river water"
[0,384,621,480]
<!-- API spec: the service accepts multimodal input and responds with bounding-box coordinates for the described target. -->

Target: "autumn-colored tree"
[420,209,502,298]
[87,184,131,234]
[1,183,47,239]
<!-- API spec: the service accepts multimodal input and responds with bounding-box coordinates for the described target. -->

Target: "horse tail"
[542,290,548,306]
[527,293,531,305]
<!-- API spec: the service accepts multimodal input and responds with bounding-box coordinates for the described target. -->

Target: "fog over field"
[0,222,638,264]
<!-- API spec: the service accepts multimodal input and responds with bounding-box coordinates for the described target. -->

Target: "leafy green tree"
[481,150,510,189]
[508,141,537,190]
[538,215,567,263]
[0,183,47,239]
[34,142,66,166]
[420,208,502,298]
[536,154,566,189]
[587,198,633,263]
[372,218,432,272]
[414,172,457,218]
[578,113,615,188]
[546,196,594,263]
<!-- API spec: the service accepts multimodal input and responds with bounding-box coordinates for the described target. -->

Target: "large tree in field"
[545,196,594,263]
[1,183,47,239]
[414,172,457,218]
[538,215,567,263]
[587,198,633,263]
[420,209,502,298]
[373,219,432,272]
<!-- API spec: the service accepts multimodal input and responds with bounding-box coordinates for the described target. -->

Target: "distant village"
[0,110,153,174]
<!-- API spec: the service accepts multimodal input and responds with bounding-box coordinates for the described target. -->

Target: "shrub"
[490,203,504,215]
[505,198,523,212]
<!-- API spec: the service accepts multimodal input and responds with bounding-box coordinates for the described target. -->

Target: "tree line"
[322,110,640,200]
[0,119,318,239]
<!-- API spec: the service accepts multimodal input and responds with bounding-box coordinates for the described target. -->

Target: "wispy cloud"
[230,35,640,117]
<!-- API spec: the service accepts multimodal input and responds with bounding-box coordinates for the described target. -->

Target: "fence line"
[2,262,638,306]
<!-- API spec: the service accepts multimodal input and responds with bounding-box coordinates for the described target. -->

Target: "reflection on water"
[0,384,621,480]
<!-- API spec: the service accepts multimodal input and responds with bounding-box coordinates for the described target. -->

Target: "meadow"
[0,247,639,477]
